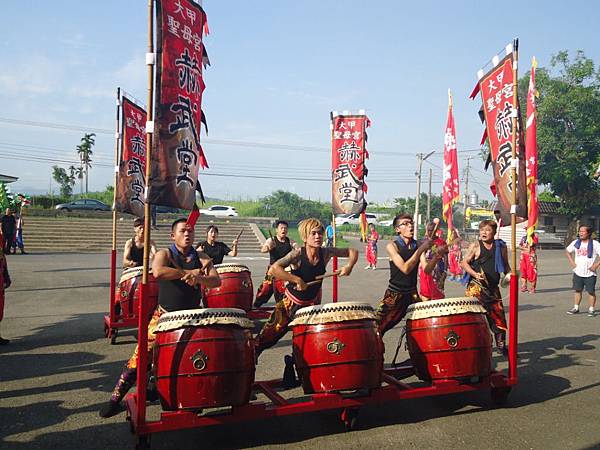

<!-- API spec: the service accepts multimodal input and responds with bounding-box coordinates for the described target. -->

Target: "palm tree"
[77,133,96,194]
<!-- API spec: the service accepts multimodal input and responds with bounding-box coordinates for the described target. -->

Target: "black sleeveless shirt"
[199,240,231,265]
[129,237,144,266]
[470,240,500,288]
[269,236,292,264]
[287,248,326,301]
[388,239,418,293]
[158,248,203,312]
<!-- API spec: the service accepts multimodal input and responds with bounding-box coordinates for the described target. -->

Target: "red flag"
[525,58,538,245]
[442,90,459,233]
[186,203,200,230]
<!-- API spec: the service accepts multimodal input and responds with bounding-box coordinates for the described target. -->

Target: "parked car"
[378,218,394,227]
[199,205,238,217]
[335,213,378,226]
[55,199,111,212]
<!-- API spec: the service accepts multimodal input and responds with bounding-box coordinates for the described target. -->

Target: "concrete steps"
[18,216,263,253]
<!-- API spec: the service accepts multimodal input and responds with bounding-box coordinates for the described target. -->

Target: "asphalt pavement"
[1,246,599,449]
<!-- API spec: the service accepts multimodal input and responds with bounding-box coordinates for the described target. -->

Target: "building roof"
[0,174,18,184]
[488,200,561,215]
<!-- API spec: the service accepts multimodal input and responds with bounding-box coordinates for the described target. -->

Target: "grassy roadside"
[260,227,349,248]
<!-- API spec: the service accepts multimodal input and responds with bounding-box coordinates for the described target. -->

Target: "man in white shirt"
[565,225,600,317]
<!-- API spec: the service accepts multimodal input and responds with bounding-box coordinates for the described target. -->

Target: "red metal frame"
[124,284,519,444]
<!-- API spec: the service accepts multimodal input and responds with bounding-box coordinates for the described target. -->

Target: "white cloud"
[0,55,64,97]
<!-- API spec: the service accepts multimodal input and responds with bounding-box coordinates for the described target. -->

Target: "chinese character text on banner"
[331,114,368,215]
[442,91,459,232]
[115,95,147,218]
[148,0,209,210]
[525,58,538,244]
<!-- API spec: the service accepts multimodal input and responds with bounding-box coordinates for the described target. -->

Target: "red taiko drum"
[405,297,492,381]
[116,267,158,318]
[153,308,255,411]
[290,302,384,394]
[204,264,253,311]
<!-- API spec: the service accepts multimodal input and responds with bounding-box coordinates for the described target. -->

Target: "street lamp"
[414,151,435,232]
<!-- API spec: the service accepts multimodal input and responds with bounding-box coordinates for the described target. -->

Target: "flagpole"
[330,113,338,303]
[109,87,121,326]
[137,0,155,429]
[509,38,519,382]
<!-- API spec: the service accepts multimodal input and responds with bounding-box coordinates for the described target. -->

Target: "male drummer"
[375,213,436,335]
[255,218,358,357]
[253,220,298,307]
[99,218,220,418]
[196,224,239,265]
[461,219,510,355]
[123,217,157,268]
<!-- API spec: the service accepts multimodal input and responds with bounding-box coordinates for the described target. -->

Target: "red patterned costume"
[519,234,538,292]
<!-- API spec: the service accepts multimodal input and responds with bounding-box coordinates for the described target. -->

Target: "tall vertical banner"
[115,95,147,217]
[148,0,209,210]
[331,114,369,215]
[442,91,459,233]
[525,58,538,244]
[478,54,527,226]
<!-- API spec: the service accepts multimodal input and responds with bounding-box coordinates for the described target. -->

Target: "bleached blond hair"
[298,218,324,242]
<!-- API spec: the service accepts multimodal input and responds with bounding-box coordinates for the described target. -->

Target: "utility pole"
[427,167,432,223]
[463,156,472,231]
[414,151,435,231]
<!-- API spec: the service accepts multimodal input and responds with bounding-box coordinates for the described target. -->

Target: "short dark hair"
[206,225,219,234]
[133,217,143,227]
[479,219,497,233]
[393,213,413,228]
[275,220,288,228]
[579,225,593,233]
[171,218,188,231]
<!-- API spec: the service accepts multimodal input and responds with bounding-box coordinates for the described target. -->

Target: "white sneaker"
[566,307,579,315]
[364,266,371,270]
[588,310,596,317]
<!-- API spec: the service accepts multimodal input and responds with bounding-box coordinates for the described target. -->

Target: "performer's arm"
[421,244,448,275]
[388,239,431,275]
[152,249,186,280]
[589,242,600,273]
[149,240,157,261]
[461,242,484,280]
[323,247,358,276]
[269,248,304,288]
[122,239,135,268]
[501,244,511,274]
[228,240,238,257]
[260,237,274,253]
[194,253,221,288]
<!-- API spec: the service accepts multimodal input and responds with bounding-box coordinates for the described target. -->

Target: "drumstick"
[235,228,244,241]
[304,271,340,287]
[431,217,441,238]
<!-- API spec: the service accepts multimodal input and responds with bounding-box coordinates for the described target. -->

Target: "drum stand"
[125,285,518,448]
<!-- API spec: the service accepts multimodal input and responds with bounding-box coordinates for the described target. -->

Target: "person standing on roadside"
[1,209,16,255]
[565,225,600,317]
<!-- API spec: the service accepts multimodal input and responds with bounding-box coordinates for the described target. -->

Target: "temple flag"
[115,94,147,217]
[148,0,209,210]
[331,112,370,215]
[442,90,459,234]
[525,57,538,245]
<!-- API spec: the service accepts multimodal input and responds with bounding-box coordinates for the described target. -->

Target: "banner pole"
[330,112,339,303]
[136,0,155,430]
[509,38,519,382]
[110,87,120,325]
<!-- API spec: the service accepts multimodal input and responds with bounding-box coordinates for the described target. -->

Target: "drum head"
[155,307,254,332]
[214,263,250,274]
[405,297,486,321]
[119,266,145,282]
[290,302,376,326]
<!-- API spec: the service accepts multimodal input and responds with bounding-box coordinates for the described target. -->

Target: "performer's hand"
[338,266,352,277]
[436,244,449,256]
[419,238,434,251]
[268,239,276,251]
[181,271,198,286]
[473,272,485,281]
[232,239,239,247]
[197,245,204,252]
[294,278,308,291]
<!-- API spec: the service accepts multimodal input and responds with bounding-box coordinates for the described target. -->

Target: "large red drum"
[153,308,255,411]
[204,264,253,311]
[405,297,492,381]
[116,267,158,318]
[290,302,384,394]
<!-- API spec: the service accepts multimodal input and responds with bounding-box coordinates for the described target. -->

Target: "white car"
[378,219,394,227]
[200,205,238,217]
[335,213,378,226]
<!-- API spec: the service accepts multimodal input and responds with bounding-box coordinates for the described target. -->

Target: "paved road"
[1,248,599,449]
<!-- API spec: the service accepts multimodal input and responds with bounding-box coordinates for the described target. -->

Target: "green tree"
[518,50,600,218]
[258,190,330,223]
[77,133,96,195]
[52,166,75,197]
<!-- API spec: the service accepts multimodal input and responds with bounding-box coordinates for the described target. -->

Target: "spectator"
[1,209,16,255]
[0,232,11,345]
[565,225,600,317]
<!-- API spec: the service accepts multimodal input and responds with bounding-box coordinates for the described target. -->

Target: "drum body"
[154,308,255,411]
[204,264,253,311]
[116,267,158,318]
[406,297,492,381]
[290,302,383,394]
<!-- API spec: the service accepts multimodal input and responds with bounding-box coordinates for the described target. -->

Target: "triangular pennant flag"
[186,204,200,230]
[200,110,209,135]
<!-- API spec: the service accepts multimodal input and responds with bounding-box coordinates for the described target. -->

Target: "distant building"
[0,174,18,184]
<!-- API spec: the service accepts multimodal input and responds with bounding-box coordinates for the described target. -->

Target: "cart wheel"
[341,407,359,431]
[490,386,512,406]
[135,435,151,449]
[110,328,118,345]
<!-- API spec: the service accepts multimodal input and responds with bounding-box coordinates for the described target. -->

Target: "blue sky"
[1,0,599,204]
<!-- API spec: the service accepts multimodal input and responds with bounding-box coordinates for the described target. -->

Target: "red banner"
[331,114,368,215]
[479,55,527,225]
[525,58,538,244]
[115,95,147,217]
[442,93,459,232]
[148,0,208,210]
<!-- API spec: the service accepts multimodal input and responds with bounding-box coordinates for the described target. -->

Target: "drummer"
[123,217,157,268]
[196,225,239,265]
[100,218,220,418]
[254,218,358,357]
[254,220,299,308]
[375,213,436,335]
